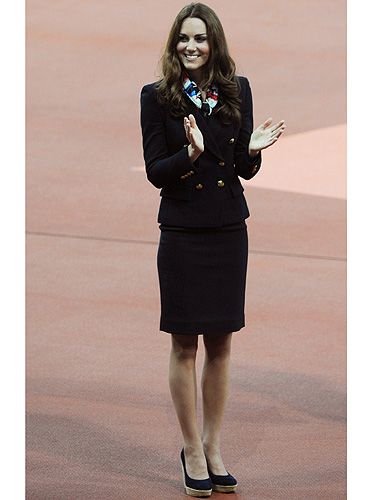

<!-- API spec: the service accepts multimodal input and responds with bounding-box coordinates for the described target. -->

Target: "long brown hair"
[155,2,242,126]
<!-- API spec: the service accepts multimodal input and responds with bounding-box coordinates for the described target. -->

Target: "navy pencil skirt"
[156,220,248,335]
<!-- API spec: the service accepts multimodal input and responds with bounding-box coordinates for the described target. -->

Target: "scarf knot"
[182,71,219,115]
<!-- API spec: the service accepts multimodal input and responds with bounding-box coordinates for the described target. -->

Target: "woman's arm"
[140,84,199,189]
[233,77,262,180]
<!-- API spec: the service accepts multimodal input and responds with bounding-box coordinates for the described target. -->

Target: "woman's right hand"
[184,114,204,162]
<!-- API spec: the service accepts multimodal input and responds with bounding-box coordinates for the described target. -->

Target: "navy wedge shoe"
[180,448,213,497]
[207,463,238,493]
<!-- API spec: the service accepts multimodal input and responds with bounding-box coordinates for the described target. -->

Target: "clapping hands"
[183,113,286,161]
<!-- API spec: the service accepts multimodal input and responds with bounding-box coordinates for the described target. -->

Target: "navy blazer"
[140,76,262,227]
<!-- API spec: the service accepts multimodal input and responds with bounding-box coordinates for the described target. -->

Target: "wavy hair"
[155,2,242,126]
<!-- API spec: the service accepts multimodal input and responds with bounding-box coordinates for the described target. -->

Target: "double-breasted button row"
[180,170,195,180]
[195,180,225,190]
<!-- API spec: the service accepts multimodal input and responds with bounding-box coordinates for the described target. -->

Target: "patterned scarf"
[182,71,219,116]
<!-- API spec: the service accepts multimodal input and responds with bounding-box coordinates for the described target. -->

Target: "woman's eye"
[178,36,207,42]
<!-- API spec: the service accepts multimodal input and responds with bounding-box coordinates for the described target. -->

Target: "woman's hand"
[184,114,204,162]
[249,117,286,155]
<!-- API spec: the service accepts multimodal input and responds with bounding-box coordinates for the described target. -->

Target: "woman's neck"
[187,69,204,88]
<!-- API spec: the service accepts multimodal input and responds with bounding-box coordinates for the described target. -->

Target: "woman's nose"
[186,40,197,51]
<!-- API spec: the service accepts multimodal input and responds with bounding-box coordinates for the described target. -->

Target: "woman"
[140,3,285,497]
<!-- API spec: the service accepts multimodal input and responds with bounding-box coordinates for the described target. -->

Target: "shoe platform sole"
[180,461,212,497]
[212,483,238,493]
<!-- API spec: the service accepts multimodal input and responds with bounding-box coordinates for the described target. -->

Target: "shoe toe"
[209,470,237,486]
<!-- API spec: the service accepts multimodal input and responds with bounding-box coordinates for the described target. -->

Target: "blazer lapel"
[183,95,226,161]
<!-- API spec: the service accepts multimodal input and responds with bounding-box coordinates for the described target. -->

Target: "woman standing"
[140,3,285,497]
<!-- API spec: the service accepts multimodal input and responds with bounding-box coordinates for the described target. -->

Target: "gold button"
[218,161,225,167]
[229,138,235,144]
[195,183,203,190]
[189,170,194,174]
[180,174,186,179]
[251,166,258,173]
[217,180,225,187]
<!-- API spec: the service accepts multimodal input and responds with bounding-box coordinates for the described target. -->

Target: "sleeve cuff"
[247,150,262,166]
[175,145,200,181]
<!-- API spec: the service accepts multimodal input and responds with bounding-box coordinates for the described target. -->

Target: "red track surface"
[27,1,346,498]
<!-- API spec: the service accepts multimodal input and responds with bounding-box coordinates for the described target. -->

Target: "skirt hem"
[159,318,245,335]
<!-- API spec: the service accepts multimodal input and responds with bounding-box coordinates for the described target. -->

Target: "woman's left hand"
[249,117,286,154]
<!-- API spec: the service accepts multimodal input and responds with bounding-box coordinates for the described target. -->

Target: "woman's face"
[176,17,210,81]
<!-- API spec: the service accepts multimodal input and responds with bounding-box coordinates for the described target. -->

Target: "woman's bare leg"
[201,332,233,475]
[169,333,208,479]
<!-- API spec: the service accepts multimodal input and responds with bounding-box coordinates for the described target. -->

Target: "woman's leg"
[169,333,209,479]
[201,332,233,475]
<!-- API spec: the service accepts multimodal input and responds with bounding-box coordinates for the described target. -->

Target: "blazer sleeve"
[140,84,198,189]
[233,77,262,180]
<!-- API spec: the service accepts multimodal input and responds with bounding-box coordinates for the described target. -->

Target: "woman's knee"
[171,333,199,360]
[203,332,232,358]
